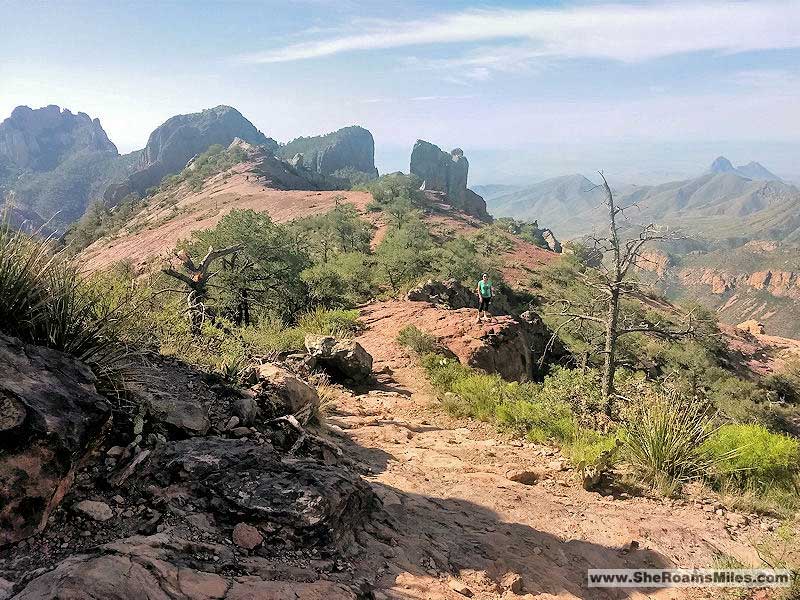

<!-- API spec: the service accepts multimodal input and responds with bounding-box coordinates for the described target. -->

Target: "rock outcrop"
[0,334,111,546]
[0,105,124,227]
[406,278,511,314]
[409,140,491,221]
[358,301,565,381]
[11,534,361,600]
[278,126,379,185]
[736,319,765,335]
[105,106,276,203]
[304,335,373,383]
[146,436,374,547]
[0,105,117,171]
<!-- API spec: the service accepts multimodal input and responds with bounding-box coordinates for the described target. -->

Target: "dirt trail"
[325,326,767,599]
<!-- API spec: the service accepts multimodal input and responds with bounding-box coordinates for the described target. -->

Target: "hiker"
[476,273,494,323]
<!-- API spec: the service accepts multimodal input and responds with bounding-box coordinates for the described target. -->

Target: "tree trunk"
[602,288,620,416]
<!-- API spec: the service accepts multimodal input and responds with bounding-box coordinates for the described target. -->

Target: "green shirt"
[478,280,493,298]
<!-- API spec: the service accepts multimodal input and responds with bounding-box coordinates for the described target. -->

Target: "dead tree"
[162,245,241,332]
[548,172,695,417]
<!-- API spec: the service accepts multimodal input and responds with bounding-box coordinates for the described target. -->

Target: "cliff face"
[0,105,125,227]
[0,105,117,172]
[106,106,276,203]
[278,126,378,183]
[409,141,491,221]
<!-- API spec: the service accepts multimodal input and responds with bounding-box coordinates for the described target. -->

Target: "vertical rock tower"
[410,140,491,221]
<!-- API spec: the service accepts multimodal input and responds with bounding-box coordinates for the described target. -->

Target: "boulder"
[0,334,111,547]
[141,391,211,438]
[252,362,319,419]
[304,335,373,383]
[409,140,491,222]
[407,278,475,309]
[73,500,114,522]
[144,437,376,547]
[736,319,765,335]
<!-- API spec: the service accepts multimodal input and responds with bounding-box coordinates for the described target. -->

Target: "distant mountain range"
[486,157,800,242]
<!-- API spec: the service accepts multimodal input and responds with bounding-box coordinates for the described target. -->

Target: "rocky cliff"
[409,140,491,222]
[105,106,276,203]
[0,105,117,172]
[0,105,125,227]
[278,126,378,185]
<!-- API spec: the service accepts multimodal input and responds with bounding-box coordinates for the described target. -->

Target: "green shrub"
[622,388,716,494]
[420,354,474,392]
[496,397,575,443]
[297,307,360,337]
[397,325,441,355]
[703,424,800,492]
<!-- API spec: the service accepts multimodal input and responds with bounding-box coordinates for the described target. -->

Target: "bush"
[703,424,800,492]
[622,388,716,494]
[496,396,575,443]
[397,325,441,355]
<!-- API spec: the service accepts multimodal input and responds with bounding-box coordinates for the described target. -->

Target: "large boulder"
[0,334,111,546]
[105,105,277,203]
[145,437,375,547]
[409,140,491,221]
[304,335,373,383]
[250,362,319,421]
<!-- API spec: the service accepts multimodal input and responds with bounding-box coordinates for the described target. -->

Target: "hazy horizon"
[3,0,799,184]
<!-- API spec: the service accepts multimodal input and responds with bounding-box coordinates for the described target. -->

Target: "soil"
[316,319,784,600]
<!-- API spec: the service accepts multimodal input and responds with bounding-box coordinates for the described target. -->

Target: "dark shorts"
[479,297,492,311]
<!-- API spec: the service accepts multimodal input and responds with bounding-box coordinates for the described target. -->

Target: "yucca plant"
[622,388,717,494]
[0,220,137,399]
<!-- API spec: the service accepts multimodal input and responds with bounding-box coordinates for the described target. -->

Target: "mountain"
[277,125,378,184]
[736,161,782,181]
[487,166,800,241]
[486,174,608,235]
[105,106,276,204]
[0,105,131,227]
[471,184,521,202]
[708,156,737,174]
[709,155,782,181]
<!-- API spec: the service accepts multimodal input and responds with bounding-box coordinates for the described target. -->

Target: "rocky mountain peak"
[709,156,736,174]
[278,125,379,182]
[105,105,277,203]
[0,104,117,172]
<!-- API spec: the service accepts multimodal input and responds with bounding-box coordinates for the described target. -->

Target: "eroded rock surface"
[0,334,111,547]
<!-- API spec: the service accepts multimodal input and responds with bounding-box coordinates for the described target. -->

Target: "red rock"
[232,522,263,550]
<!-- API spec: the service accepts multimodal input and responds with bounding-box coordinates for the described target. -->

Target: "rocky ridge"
[104,106,277,204]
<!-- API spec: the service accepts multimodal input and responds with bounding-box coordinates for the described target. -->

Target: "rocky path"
[326,330,768,599]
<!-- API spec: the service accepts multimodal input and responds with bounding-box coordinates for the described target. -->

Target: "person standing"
[476,273,494,323]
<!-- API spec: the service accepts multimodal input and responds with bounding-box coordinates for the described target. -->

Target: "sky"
[1,0,799,184]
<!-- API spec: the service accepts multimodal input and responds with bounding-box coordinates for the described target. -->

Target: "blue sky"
[1,0,799,183]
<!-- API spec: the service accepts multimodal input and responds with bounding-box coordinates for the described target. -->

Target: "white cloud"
[237,2,800,65]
